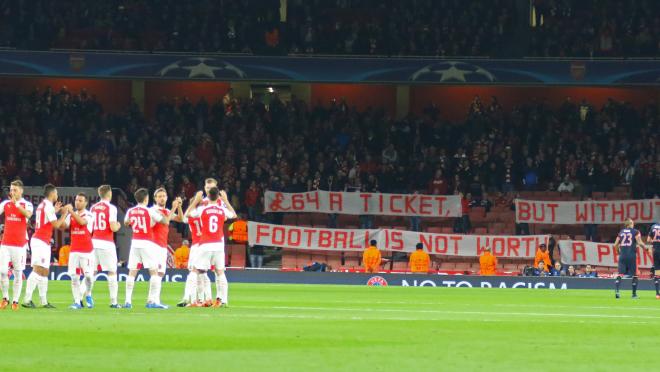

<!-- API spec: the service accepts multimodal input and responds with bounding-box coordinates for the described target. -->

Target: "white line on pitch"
[235,305,660,320]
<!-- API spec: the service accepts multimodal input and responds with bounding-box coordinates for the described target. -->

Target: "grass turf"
[1,281,659,371]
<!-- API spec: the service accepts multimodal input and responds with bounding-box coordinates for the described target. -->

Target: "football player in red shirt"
[185,187,237,308]
[0,180,34,310]
[23,184,68,308]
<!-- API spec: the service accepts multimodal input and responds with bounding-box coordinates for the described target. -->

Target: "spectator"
[580,264,598,278]
[428,170,448,195]
[58,238,71,266]
[479,247,498,275]
[381,144,398,164]
[566,265,578,277]
[181,176,197,200]
[533,243,552,272]
[245,181,260,221]
[529,261,548,276]
[303,262,328,272]
[173,240,190,269]
[547,236,557,265]
[550,261,563,276]
[362,240,382,273]
[584,224,598,242]
[249,245,265,268]
[557,176,575,193]
[409,243,430,274]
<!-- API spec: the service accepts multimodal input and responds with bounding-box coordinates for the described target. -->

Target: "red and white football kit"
[124,205,163,270]
[66,210,94,276]
[30,199,57,268]
[150,206,171,274]
[0,198,34,272]
[189,203,236,271]
[90,200,119,271]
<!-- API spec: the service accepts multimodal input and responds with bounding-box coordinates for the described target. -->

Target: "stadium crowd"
[0,0,657,57]
[530,0,660,57]
[0,86,659,225]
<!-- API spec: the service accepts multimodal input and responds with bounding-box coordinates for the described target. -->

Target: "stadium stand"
[1,84,655,276]
[0,0,656,57]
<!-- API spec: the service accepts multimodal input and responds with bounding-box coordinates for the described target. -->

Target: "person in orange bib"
[228,218,248,244]
[362,240,382,273]
[58,240,71,266]
[409,243,430,273]
[174,240,190,269]
[479,246,498,275]
[533,243,551,272]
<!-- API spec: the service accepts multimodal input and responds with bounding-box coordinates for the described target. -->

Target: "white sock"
[155,276,163,304]
[125,276,135,304]
[148,275,159,304]
[108,274,119,305]
[84,276,93,297]
[87,274,95,295]
[24,271,38,303]
[37,274,49,305]
[71,276,82,303]
[12,270,23,303]
[196,272,205,302]
[183,271,196,303]
[216,271,228,304]
[204,273,212,301]
[0,272,8,299]
[80,277,87,298]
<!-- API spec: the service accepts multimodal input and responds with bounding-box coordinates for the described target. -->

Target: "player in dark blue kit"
[613,219,645,299]
[647,222,660,299]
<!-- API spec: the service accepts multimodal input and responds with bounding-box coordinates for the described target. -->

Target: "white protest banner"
[249,222,549,257]
[264,190,462,217]
[558,240,653,268]
[515,199,660,225]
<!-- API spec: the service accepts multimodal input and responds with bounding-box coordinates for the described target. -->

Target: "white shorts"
[195,243,225,271]
[127,245,157,271]
[67,252,95,276]
[188,244,200,270]
[30,238,51,268]
[0,245,27,272]
[154,248,167,274]
[94,248,118,272]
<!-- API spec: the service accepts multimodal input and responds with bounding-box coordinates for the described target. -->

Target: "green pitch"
[1,281,659,371]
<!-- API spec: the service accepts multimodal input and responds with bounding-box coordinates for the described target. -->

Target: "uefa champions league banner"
[558,240,654,269]
[515,199,660,225]
[249,222,549,257]
[2,50,660,85]
[264,190,462,217]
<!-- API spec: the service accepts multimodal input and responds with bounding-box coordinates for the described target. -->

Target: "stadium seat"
[281,250,297,269]
[282,214,298,225]
[337,214,359,226]
[392,261,408,271]
[474,227,488,234]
